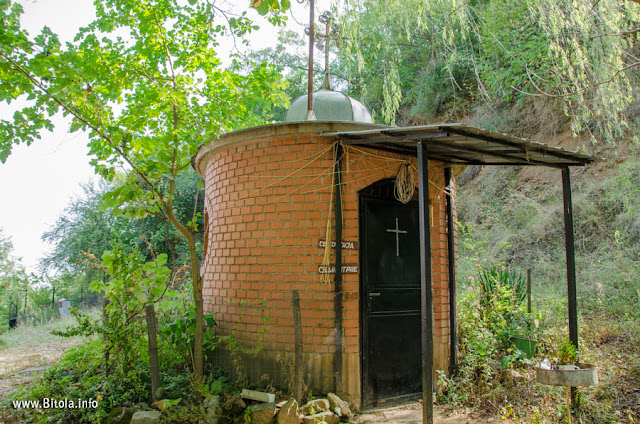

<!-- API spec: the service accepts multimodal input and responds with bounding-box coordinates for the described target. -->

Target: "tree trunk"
[163,200,204,396]
[291,290,304,404]
[188,236,204,395]
[145,304,161,402]
[103,294,110,377]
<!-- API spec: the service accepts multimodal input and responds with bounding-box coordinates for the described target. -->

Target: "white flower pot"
[536,363,598,387]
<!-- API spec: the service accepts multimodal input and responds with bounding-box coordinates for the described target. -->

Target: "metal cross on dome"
[313,11,340,90]
[302,1,340,106]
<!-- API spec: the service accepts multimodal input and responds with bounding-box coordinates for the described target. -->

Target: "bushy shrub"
[12,339,148,423]
[439,265,538,406]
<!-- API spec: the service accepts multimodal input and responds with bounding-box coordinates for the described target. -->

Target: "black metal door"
[360,180,421,406]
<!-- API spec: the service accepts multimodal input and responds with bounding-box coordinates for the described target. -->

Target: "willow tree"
[525,0,639,141]
[339,0,640,142]
[0,0,287,385]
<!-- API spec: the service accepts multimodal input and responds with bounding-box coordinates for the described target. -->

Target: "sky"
[0,0,313,275]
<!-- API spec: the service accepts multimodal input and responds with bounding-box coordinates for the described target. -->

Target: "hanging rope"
[344,144,453,197]
[394,162,415,203]
[204,140,455,287]
[320,182,334,285]
[320,143,340,285]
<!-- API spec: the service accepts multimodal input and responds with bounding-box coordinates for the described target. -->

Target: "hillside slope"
[452,131,640,422]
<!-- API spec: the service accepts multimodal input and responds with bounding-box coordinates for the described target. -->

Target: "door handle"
[369,292,381,297]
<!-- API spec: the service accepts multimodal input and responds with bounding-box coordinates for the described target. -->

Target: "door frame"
[359,179,421,407]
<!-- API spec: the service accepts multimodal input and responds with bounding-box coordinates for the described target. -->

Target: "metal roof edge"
[326,123,596,166]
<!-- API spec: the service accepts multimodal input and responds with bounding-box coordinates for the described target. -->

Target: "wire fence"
[1,288,101,333]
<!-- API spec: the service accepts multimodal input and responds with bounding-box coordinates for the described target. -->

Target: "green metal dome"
[285,88,373,123]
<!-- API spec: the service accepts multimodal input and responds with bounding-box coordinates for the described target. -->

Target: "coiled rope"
[394,162,415,204]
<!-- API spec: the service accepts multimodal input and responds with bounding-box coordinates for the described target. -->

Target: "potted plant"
[536,339,597,423]
[536,339,598,387]
[509,311,541,359]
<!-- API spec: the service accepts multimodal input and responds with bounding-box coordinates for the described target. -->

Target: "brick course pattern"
[200,131,453,399]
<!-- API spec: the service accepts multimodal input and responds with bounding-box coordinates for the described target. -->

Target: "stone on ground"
[223,394,247,417]
[247,402,276,424]
[327,393,353,421]
[301,410,340,424]
[300,398,330,415]
[104,407,135,424]
[241,388,276,403]
[203,394,221,424]
[500,369,526,384]
[130,410,162,424]
[151,399,176,411]
[275,398,299,424]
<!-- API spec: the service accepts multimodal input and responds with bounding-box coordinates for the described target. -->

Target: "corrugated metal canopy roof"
[325,123,594,167]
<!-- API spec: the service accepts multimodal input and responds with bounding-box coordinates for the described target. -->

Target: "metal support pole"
[445,167,457,376]
[417,142,434,424]
[562,167,579,407]
[527,269,532,315]
[334,144,344,393]
[562,168,578,350]
[8,294,16,329]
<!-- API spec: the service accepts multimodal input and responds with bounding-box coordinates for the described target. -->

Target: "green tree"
[0,227,27,332]
[40,170,204,302]
[0,0,287,385]
[338,0,640,141]
[243,30,311,122]
[245,25,366,122]
[39,180,121,305]
[0,227,23,285]
[339,0,476,125]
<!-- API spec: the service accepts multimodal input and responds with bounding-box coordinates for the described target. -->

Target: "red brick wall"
[200,131,452,393]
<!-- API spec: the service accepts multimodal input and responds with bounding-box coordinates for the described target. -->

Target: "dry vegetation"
[0,312,88,400]
[449,136,640,423]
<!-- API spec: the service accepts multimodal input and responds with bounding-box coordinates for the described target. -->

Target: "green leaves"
[96,242,172,313]
[250,0,290,16]
[2,0,287,175]
[1,0,288,382]
[256,1,269,16]
[0,228,26,298]
[338,0,639,141]
[100,176,162,220]
[478,266,526,309]
[161,308,218,363]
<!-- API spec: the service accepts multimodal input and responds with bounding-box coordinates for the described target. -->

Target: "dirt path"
[357,402,498,424]
[0,315,88,401]
[0,338,83,399]
[0,338,499,423]
[0,317,494,422]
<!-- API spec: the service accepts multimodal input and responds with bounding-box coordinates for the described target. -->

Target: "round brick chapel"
[194,90,455,409]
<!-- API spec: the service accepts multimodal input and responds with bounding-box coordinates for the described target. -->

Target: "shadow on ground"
[356,402,496,424]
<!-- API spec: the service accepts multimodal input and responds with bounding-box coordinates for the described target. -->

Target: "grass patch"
[448,153,640,423]
[0,309,98,351]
